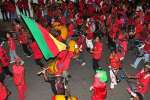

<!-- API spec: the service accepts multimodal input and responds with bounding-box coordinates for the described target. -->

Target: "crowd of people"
[0,0,150,100]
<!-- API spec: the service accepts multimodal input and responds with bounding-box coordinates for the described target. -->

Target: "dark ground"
[0,22,150,100]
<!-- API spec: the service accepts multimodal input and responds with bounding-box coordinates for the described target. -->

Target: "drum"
[52,95,78,100]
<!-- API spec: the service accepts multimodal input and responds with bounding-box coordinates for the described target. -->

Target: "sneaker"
[10,61,15,64]
[130,64,136,68]
[26,55,32,58]
[81,62,86,66]
[20,60,24,65]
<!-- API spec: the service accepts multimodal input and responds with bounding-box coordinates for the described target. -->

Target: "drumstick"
[36,68,49,75]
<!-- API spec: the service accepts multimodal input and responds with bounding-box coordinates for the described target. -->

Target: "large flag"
[21,14,66,60]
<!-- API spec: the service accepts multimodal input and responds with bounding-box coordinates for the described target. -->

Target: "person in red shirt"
[109,50,122,89]
[3,0,11,21]
[0,82,8,100]
[8,0,17,21]
[118,33,128,60]
[38,0,45,7]
[29,38,44,68]
[12,59,27,100]
[16,0,24,14]
[127,63,150,95]
[0,44,13,77]
[22,0,30,17]
[18,28,31,57]
[68,22,75,37]
[90,36,103,72]
[90,76,107,100]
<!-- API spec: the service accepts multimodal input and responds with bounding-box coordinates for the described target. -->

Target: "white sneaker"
[81,62,86,66]
[10,61,15,64]
[26,55,32,58]
[20,60,24,65]
[130,64,136,68]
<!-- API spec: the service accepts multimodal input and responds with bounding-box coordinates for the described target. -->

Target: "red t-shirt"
[68,23,74,37]
[17,0,24,9]
[109,53,121,69]
[7,37,16,51]
[86,31,94,40]
[92,41,103,60]
[18,32,28,44]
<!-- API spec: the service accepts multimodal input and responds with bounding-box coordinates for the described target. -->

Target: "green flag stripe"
[21,15,53,59]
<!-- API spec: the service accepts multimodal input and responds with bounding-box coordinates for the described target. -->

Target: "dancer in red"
[90,77,107,100]
[109,50,122,89]
[12,59,26,100]
[0,82,8,100]
[91,36,103,71]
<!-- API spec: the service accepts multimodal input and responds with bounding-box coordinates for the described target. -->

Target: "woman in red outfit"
[29,39,44,68]
[90,77,107,100]
[12,59,26,100]
[90,36,103,71]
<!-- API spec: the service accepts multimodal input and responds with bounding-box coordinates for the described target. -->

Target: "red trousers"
[16,83,27,100]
